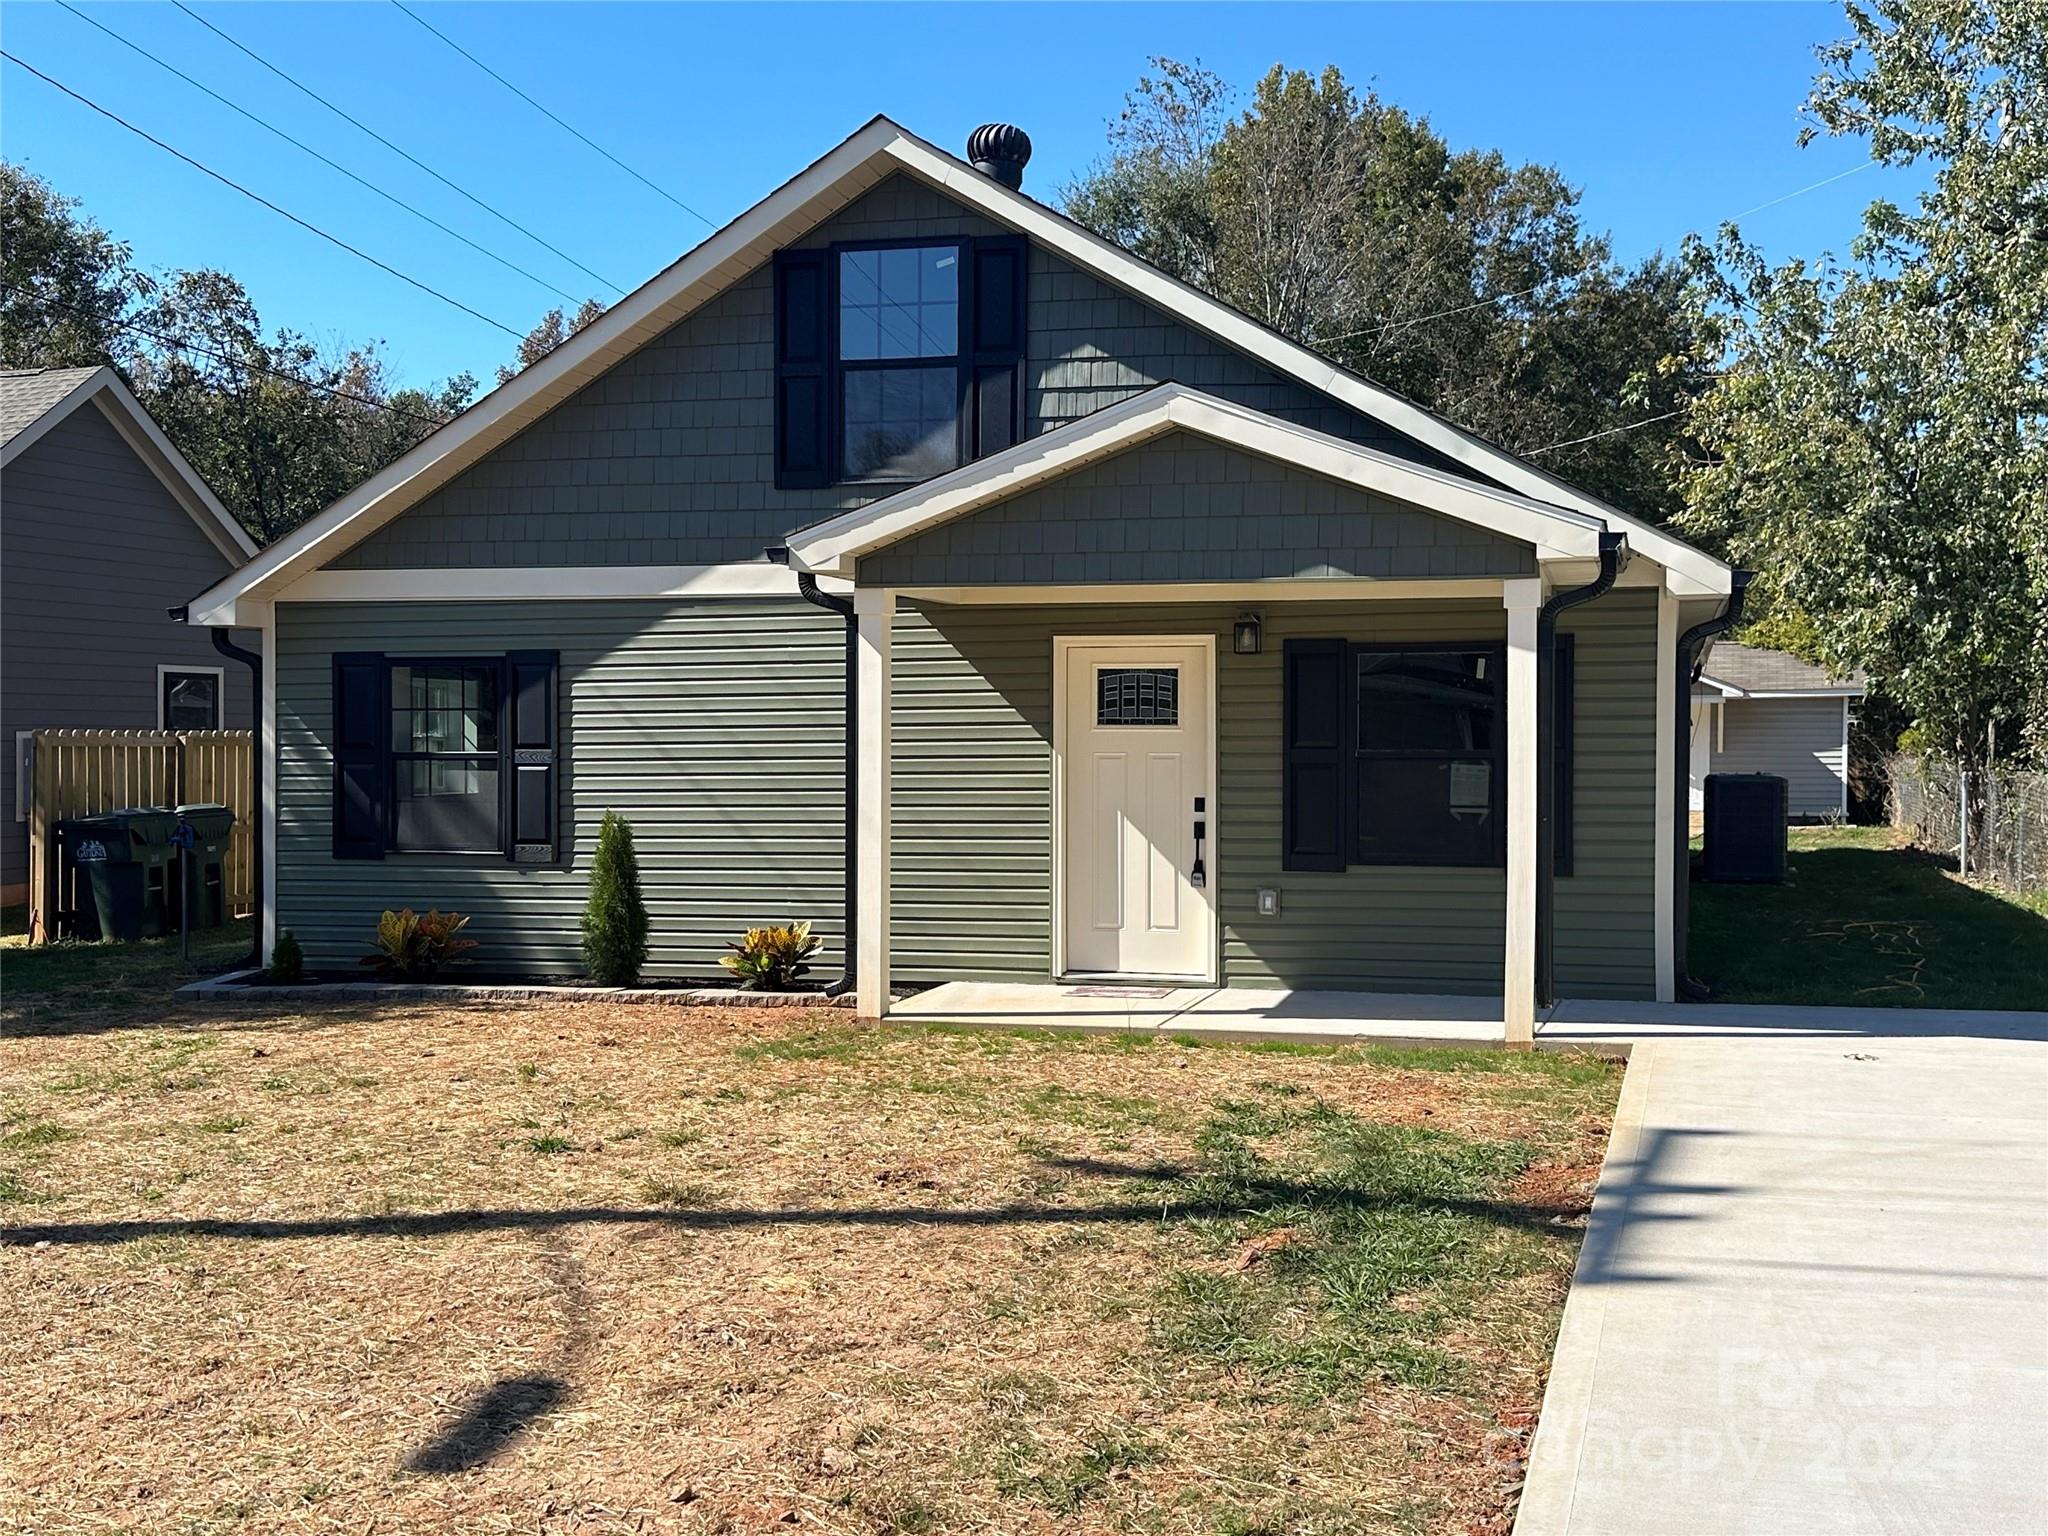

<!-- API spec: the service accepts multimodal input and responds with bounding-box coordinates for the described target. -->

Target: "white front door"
[1060,639,1215,981]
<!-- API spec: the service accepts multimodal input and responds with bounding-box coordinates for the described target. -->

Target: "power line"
[1523,408,1687,457]
[169,0,624,296]
[1309,160,1881,351]
[5,289,456,427]
[2,50,524,340]
[54,0,586,307]
[390,0,715,230]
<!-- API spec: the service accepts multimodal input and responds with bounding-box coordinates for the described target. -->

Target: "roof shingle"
[0,366,103,448]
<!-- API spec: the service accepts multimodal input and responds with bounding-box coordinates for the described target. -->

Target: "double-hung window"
[1353,647,1505,867]
[772,235,1028,490]
[331,651,559,863]
[1283,636,1576,873]
[838,244,963,482]
[390,662,501,853]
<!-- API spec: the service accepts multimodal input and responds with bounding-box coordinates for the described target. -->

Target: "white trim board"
[3,368,258,565]
[184,115,1730,626]
[278,563,846,604]
[785,384,1608,578]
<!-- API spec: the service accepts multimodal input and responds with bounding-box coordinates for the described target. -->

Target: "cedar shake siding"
[0,401,252,890]
[854,431,1537,588]
[331,174,1481,572]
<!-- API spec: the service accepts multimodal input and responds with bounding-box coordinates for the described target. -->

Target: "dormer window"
[838,244,963,481]
[773,235,1027,492]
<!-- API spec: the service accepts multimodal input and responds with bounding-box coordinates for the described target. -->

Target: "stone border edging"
[176,969,853,1009]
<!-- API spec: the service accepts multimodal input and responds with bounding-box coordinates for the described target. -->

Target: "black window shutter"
[1553,634,1576,876]
[774,248,831,489]
[506,651,559,864]
[1283,638,1348,872]
[331,652,386,861]
[969,234,1028,458]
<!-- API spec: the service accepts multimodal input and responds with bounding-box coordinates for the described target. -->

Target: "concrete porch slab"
[889,981,2048,1048]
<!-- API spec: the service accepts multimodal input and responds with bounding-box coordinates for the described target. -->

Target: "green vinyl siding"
[889,592,1659,998]
[1552,588,1660,998]
[272,586,1658,998]
[275,600,845,977]
[855,431,1536,588]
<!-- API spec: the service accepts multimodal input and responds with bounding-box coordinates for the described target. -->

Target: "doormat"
[1064,985,1175,999]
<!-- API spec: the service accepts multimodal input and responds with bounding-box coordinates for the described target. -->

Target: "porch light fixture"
[1232,612,1264,656]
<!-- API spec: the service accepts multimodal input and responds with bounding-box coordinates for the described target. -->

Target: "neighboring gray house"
[2,366,259,903]
[185,118,1739,1040]
[1690,642,1864,820]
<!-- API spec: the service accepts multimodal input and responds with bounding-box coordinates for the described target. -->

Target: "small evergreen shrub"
[720,921,822,991]
[361,909,477,980]
[582,811,649,985]
[268,928,304,984]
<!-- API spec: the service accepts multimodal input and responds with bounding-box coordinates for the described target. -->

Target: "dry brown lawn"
[1,990,1619,1536]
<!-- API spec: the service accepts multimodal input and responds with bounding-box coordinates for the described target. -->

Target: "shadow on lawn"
[2,1160,1725,1253]
[405,1373,568,1473]
[1689,843,2048,1012]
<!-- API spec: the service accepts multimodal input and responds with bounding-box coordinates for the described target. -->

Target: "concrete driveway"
[1516,1021,2048,1535]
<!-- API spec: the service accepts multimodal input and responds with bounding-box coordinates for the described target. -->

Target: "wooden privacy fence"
[24,729,254,944]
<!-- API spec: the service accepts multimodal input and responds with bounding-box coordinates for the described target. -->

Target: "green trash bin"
[173,803,236,930]
[58,808,178,941]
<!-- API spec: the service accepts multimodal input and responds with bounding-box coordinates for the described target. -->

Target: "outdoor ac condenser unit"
[1702,772,1788,883]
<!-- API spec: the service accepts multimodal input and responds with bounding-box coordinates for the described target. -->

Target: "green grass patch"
[1690,827,2048,1010]
[1,919,253,1028]
[0,1120,75,1150]
[525,1132,575,1155]
[1145,1092,1549,1399]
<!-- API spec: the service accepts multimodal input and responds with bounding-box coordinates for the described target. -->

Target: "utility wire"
[4,289,456,427]
[169,0,624,295]
[1310,160,1880,350]
[1523,409,1688,457]
[390,0,715,230]
[55,0,586,307]
[3,51,525,339]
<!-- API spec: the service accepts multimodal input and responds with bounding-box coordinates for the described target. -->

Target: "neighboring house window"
[390,663,501,852]
[839,244,962,481]
[773,236,1028,491]
[1283,638,1576,873]
[160,668,222,730]
[330,651,559,863]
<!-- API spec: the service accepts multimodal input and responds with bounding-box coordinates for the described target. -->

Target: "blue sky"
[2,2,1903,391]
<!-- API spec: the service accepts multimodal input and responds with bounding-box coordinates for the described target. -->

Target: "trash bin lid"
[173,802,236,833]
[105,806,180,844]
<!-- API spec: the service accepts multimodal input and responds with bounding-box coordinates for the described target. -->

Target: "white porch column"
[1503,578,1544,1047]
[854,589,894,1018]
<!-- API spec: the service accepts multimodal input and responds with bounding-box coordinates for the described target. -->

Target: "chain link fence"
[1888,753,2048,894]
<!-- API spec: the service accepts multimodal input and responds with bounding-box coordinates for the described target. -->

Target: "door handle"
[1191,817,1207,889]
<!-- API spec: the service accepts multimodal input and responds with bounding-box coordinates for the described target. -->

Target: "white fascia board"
[188,111,1729,622]
[880,129,1732,596]
[185,118,906,626]
[274,562,840,604]
[2,368,257,566]
[1717,685,1867,700]
[786,383,1606,576]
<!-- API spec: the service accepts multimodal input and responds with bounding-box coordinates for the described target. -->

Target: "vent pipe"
[967,124,1032,190]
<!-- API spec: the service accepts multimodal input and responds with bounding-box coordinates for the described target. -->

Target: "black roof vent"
[967,123,1032,190]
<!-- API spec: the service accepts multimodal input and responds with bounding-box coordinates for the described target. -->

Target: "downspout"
[770,549,857,997]
[1535,532,1624,1007]
[169,604,264,969]
[1671,570,1752,1000]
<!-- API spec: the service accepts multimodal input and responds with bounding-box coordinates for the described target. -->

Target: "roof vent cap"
[967,123,1032,190]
